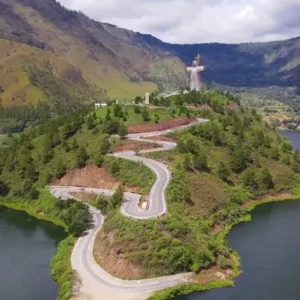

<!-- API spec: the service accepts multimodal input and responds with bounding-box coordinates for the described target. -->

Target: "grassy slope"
[0,38,101,108]
[95,105,179,125]
[1,1,162,100]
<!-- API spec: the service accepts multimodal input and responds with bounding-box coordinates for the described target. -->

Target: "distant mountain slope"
[139,36,300,88]
[0,38,105,108]
[1,0,300,109]
[0,0,186,105]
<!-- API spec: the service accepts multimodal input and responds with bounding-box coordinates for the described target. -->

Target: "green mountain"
[1,0,300,111]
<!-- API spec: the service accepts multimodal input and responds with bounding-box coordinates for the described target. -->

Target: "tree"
[217,162,230,182]
[193,152,208,171]
[118,123,128,139]
[93,153,104,167]
[94,195,109,214]
[103,119,120,134]
[71,139,79,150]
[51,132,61,147]
[110,160,120,175]
[230,148,251,173]
[0,180,8,196]
[105,108,111,121]
[134,106,141,113]
[269,147,280,160]
[76,147,89,168]
[269,118,281,128]
[113,104,124,118]
[54,159,66,179]
[86,115,95,130]
[293,149,300,162]
[243,168,258,191]
[41,139,54,163]
[183,155,191,171]
[282,142,293,153]
[141,107,150,122]
[134,96,142,104]
[111,186,124,208]
[100,139,110,155]
[260,168,274,190]
[61,140,71,152]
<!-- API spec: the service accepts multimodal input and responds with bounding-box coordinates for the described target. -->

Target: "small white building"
[94,103,107,110]
[145,93,150,105]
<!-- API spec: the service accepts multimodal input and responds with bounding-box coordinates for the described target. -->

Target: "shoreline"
[0,194,299,300]
[149,194,300,300]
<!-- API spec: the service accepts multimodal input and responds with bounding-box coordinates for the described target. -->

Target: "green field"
[95,105,179,125]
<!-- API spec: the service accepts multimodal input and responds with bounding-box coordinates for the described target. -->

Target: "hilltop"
[1,91,300,299]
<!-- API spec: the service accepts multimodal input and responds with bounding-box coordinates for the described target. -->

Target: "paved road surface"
[50,118,208,300]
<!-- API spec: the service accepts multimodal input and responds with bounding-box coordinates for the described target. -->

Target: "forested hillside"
[0,91,299,298]
[94,92,300,282]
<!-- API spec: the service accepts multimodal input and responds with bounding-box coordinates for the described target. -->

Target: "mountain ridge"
[1,0,300,109]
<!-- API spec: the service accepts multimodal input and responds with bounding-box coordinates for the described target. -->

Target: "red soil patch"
[193,266,231,284]
[227,102,239,109]
[127,117,195,134]
[111,140,160,152]
[52,164,142,193]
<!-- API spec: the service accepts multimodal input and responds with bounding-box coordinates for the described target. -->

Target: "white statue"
[187,54,205,90]
[145,93,150,105]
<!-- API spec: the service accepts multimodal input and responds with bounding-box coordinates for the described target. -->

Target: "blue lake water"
[0,207,67,300]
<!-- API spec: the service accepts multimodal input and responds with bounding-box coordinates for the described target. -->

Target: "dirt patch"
[193,266,230,285]
[227,102,239,109]
[242,192,293,207]
[52,164,142,193]
[111,140,160,152]
[93,230,142,279]
[212,224,221,235]
[127,117,195,134]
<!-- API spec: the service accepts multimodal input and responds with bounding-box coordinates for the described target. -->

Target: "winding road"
[50,118,208,300]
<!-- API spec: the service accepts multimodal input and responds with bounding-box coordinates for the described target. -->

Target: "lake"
[178,131,300,300]
[0,207,67,300]
[1,131,300,300]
